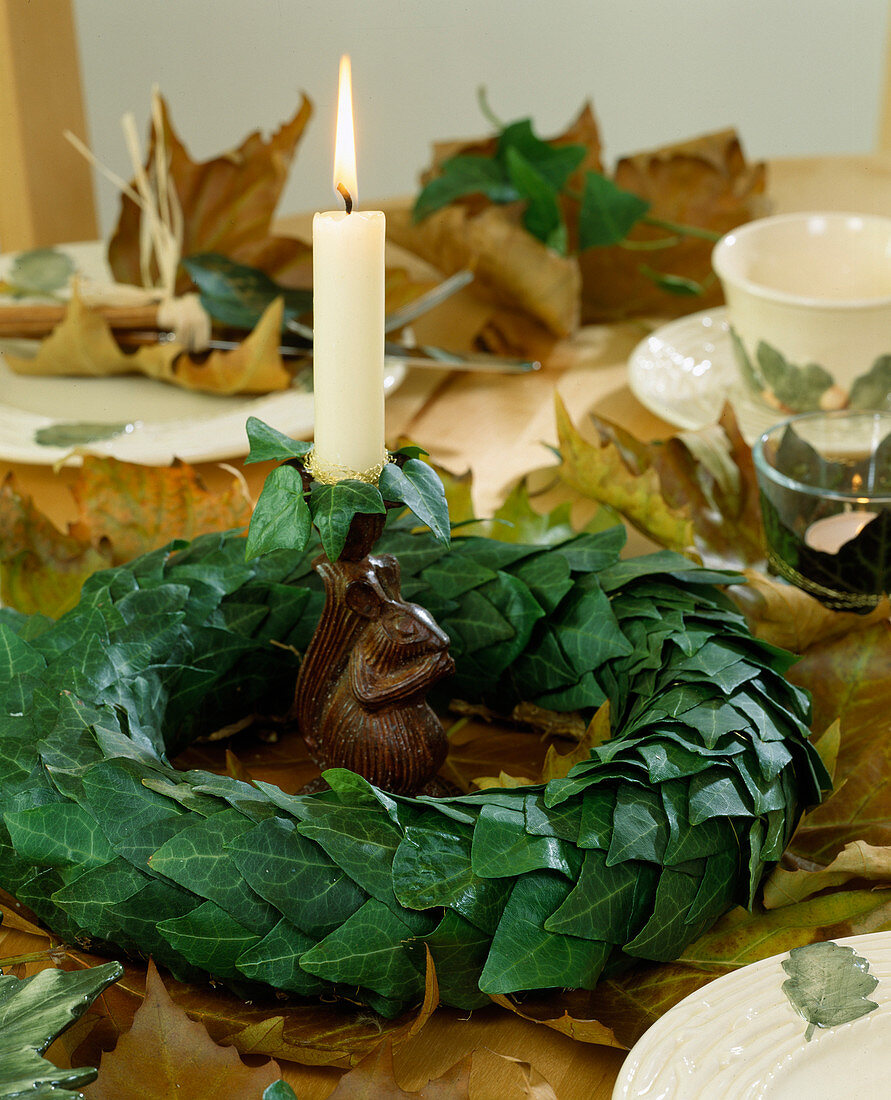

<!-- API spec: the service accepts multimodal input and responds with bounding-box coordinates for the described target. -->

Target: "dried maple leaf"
[0,474,109,617]
[108,93,314,293]
[0,460,252,615]
[6,292,291,395]
[788,621,891,862]
[68,455,252,562]
[554,393,695,555]
[553,398,775,568]
[733,569,891,653]
[325,1041,471,1099]
[82,959,281,1100]
[763,839,891,909]
[579,129,767,322]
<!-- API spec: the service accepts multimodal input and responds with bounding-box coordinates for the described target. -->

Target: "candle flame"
[333,54,357,210]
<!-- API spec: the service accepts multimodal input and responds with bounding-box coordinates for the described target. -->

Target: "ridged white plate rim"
[613,930,891,1100]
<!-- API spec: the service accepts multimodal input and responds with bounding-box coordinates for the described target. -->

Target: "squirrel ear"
[345,579,383,619]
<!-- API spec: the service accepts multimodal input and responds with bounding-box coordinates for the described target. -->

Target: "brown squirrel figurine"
[295,551,454,793]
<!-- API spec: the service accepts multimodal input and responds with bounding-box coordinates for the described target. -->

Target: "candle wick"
[337,182,353,214]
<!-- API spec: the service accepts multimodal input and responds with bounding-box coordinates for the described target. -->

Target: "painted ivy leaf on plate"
[6,247,75,297]
[781,940,879,1040]
[34,421,133,448]
[756,340,833,412]
[850,353,891,412]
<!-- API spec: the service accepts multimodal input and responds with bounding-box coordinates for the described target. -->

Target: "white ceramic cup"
[712,212,891,415]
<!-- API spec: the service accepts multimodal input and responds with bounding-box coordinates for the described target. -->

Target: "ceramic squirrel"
[295,551,453,793]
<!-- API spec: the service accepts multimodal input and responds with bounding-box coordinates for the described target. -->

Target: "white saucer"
[0,242,405,466]
[613,931,891,1099]
[628,307,780,442]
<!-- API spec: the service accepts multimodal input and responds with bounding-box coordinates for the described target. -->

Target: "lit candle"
[804,510,879,554]
[311,54,386,478]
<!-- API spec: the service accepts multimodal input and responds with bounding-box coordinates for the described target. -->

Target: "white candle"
[311,55,386,477]
[804,510,878,554]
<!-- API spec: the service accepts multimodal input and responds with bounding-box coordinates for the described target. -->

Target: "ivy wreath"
[0,517,825,1016]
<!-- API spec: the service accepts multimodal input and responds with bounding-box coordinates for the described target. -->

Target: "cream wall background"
[71,0,889,237]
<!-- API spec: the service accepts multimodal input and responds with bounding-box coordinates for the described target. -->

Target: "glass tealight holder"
[753,410,891,611]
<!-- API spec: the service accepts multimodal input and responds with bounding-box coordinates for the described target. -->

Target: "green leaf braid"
[0,519,826,1016]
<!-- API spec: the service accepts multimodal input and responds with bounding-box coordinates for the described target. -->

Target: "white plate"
[614,931,891,1099]
[0,243,405,466]
[627,307,780,443]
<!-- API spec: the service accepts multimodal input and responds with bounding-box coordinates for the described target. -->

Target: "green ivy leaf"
[782,940,879,1040]
[378,459,450,545]
[412,155,517,222]
[245,464,311,560]
[496,119,586,192]
[263,1083,298,1100]
[391,444,429,461]
[578,172,650,250]
[244,417,312,464]
[182,253,311,330]
[505,146,566,254]
[0,961,122,1098]
[638,266,708,296]
[308,480,386,561]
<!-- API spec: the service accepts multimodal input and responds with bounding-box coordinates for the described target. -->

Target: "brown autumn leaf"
[732,569,891,653]
[0,459,252,615]
[108,93,314,293]
[325,1041,472,1100]
[579,129,767,322]
[59,931,442,1070]
[787,621,891,862]
[763,840,891,909]
[82,960,281,1100]
[387,203,581,341]
[488,994,621,1049]
[0,473,109,617]
[68,457,251,564]
[6,292,292,395]
[388,102,602,352]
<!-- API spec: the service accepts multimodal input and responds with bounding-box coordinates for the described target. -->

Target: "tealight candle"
[803,510,878,554]
[311,55,386,478]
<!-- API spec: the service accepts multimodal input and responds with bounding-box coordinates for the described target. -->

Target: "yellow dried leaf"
[763,839,891,910]
[161,298,290,394]
[554,393,695,554]
[82,960,281,1100]
[540,701,610,782]
[5,290,163,379]
[5,291,290,395]
[472,771,538,790]
[732,569,891,654]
